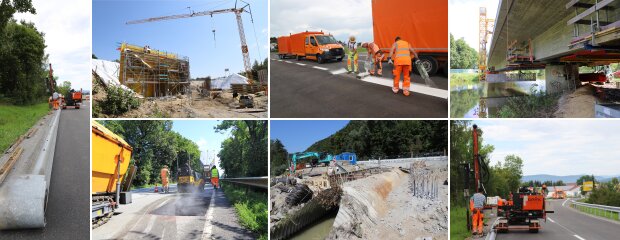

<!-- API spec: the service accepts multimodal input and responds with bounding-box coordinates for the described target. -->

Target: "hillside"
[522,174,620,183]
[304,121,447,160]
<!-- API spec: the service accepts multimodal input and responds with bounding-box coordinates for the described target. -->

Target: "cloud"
[475,120,620,176]
[14,0,92,91]
[449,0,499,49]
[271,0,373,42]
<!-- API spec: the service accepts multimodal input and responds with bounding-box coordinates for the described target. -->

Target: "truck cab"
[302,34,344,63]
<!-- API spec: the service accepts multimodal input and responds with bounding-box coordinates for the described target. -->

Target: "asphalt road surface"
[270,53,448,118]
[93,184,255,239]
[497,199,620,240]
[0,101,91,239]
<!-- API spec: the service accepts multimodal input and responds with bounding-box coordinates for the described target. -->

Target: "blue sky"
[93,0,268,78]
[473,120,620,176]
[270,120,349,153]
[171,120,229,173]
[449,0,499,50]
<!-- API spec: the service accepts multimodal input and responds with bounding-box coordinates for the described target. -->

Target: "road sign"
[583,181,594,191]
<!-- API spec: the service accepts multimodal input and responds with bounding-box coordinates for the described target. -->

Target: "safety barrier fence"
[358,155,447,165]
[570,200,620,221]
[220,176,268,190]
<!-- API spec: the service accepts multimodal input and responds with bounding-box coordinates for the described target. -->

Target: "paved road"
[497,199,620,240]
[0,101,91,239]
[93,184,255,240]
[270,53,448,118]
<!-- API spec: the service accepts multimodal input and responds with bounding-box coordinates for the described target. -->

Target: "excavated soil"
[327,161,448,240]
[554,84,597,118]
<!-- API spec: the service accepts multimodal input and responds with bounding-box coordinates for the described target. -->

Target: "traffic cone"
[154,184,159,193]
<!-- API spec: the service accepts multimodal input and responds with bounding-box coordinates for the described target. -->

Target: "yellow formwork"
[91,120,133,194]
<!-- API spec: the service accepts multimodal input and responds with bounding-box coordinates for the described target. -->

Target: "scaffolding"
[119,43,190,97]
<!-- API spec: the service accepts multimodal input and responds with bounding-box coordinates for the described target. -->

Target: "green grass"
[0,102,50,152]
[450,205,471,240]
[575,205,620,221]
[496,91,560,118]
[450,73,480,88]
[223,184,268,240]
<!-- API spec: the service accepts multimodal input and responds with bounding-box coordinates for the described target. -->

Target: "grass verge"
[450,73,479,88]
[0,102,50,152]
[496,92,560,118]
[450,205,471,240]
[575,205,620,221]
[223,184,268,240]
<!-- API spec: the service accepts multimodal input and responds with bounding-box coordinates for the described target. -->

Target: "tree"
[450,34,478,69]
[92,53,98,59]
[0,0,36,30]
[57,80,71,97]
[216,120,267,177]
[270,139,289,176]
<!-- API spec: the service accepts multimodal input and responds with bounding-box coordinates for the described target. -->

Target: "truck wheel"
[278,54,283,59]
[416,56,439,76]
[337,57,343,62]
[297,55,302,61]
[317,54,325,64]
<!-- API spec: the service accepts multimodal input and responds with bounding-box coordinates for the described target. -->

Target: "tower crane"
[479,7,495,81]
[126,0,256,85]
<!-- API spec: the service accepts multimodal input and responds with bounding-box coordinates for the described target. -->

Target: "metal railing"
[358,155,447,165]
[570,200,620,221]
[220,176,268,189]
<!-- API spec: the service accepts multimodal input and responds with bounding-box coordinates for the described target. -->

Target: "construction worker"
[388,36,420,96]
[470,187,486,236]
[211,166,219,189]
[362,42,384,76]
[346,36,358,74]
[160,165,169,193]
[52,91,60,110]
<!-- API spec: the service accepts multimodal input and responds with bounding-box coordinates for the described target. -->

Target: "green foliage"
[305,121,447,160]
[487,155,524,198]
[450,206,471,240]
[0,19,48,105]
[270,139,289,176]
[450,34,478,69]
[522,180,565,187]
[497,91,559,118]
[97,120,202,186]
[239,58,268,81]
[450,73,479,88]
[586,177,620,207]
[100,85,140,115]
[0,102,49,151]
[92,53,98,59]
[216,120,267,177]
[222,185,268,239]
[56,81,71,97]
[450,89,481,118]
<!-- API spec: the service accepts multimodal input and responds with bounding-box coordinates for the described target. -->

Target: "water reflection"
[450,80,546,118]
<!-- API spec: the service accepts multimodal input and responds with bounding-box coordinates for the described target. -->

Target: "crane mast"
[479,7,494,82]
[126,0,255,84]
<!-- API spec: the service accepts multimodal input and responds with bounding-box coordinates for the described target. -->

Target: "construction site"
[270,154,448,240]
[92,0,267,118]
[451,0,620,118]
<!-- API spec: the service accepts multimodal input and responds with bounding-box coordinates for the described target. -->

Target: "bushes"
[497,91,559,118]
[100,85,140,115]
[223,185,268,240]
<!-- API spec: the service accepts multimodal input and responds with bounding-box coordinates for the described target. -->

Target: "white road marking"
[201,189,216,240]
[284,61,293,64]
[360,76,449,99]
[143,215,157,236]
[313,66,329,71]
[574,234,586,240]
[154,198,169,209]
[295,63,306,66]
[563,199,569,207]
[548,217,556,223]
[128,197,170,234]
[331,68,348,75]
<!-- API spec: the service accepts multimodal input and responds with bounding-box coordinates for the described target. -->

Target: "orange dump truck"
[277,31,345,63]
[372,0,448,75]
[91,121,134,227]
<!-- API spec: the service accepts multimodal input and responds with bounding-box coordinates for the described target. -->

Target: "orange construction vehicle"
[277,31,345,63]
[552,189,566,199]
[495,186,553,233]
[371,0,448,75]
[62,88,83,109]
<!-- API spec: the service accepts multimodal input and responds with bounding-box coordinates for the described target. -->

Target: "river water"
[450,80,546,118]
[289,212,338,240]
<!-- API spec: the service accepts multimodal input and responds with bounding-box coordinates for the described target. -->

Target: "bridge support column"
[545,64,579,94]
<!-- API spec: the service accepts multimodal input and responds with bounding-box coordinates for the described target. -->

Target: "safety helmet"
[349,36,356,42]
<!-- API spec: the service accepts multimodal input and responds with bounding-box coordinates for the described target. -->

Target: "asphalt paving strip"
[270,59,448,118]
[0,102,91,240]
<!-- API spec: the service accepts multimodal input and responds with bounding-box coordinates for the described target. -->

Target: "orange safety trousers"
[370,54,383,75]
[472,208,484,233]
[53,99,59,110]
[211,177,219,188]
[393,65,411,94]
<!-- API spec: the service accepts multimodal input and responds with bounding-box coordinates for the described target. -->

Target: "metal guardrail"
[220,176,268,189]
[570,200,620,221]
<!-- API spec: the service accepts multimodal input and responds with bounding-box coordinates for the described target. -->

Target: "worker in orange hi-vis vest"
[388,36,420,96]
[362,42,384,76]
[52,92,60,110]
[160,165,169,193]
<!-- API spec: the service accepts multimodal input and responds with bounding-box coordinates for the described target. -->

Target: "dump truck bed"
[91,121,133,194]
[371,0,448,54]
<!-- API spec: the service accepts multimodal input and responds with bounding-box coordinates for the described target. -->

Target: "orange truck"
[371,0,448,75]
[277,31,345,63]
